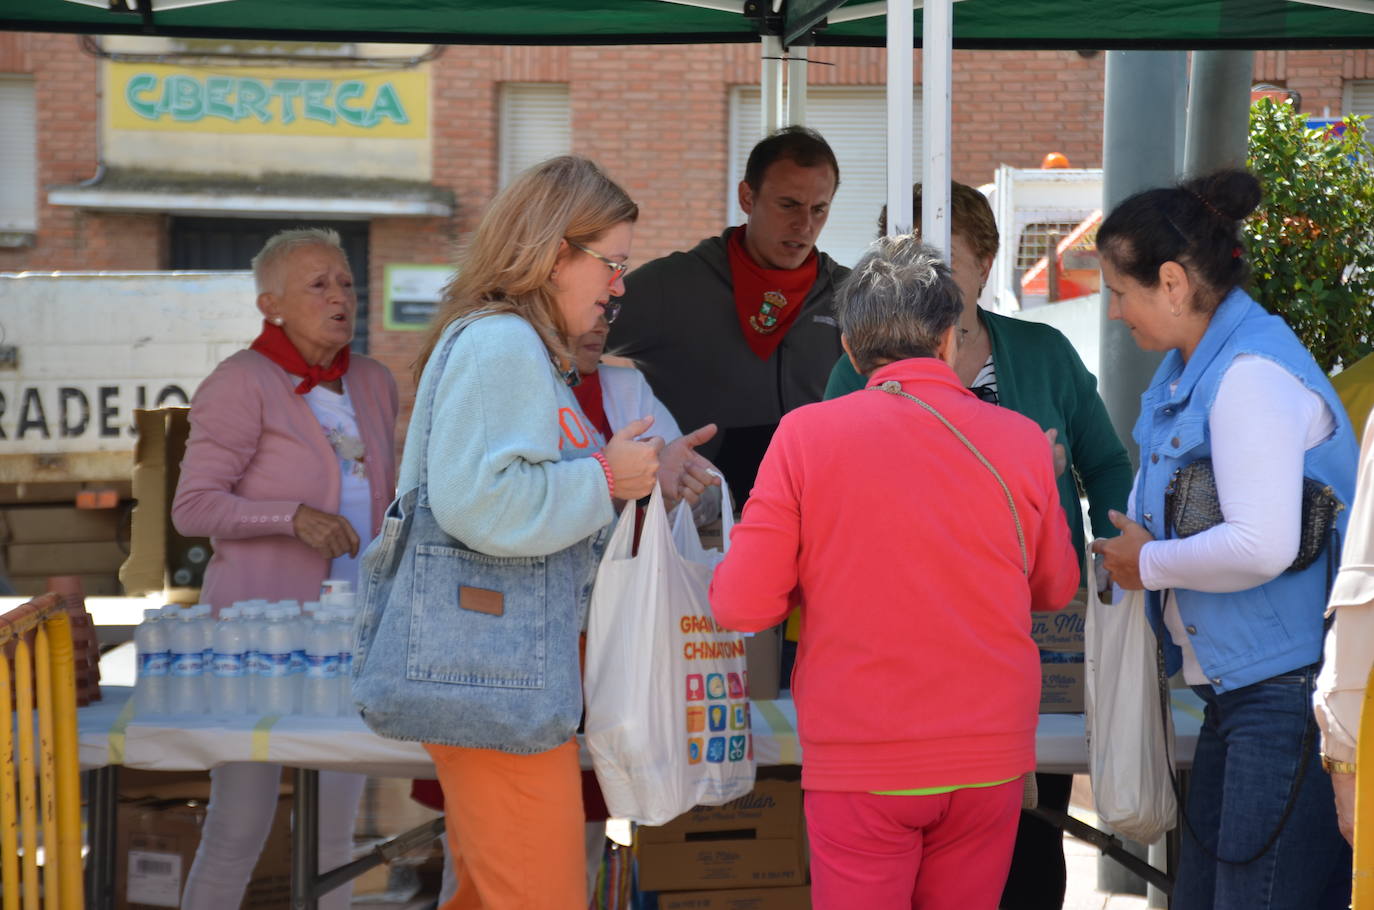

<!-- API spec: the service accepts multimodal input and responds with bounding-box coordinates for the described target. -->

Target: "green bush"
[1245,97,1374,373]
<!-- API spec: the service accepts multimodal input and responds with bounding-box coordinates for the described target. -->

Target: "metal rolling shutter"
[499,83,572,188]
[0,76,38,235]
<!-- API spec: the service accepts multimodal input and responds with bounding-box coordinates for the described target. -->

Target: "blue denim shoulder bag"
[350,315,596,753]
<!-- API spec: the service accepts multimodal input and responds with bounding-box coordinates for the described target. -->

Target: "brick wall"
[0,34,164,273]
[2,34,1365,420]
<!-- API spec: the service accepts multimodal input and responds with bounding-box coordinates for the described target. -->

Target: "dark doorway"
[170,217,371,353]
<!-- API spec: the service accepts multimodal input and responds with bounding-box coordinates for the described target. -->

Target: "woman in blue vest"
[1092,168,1357,909]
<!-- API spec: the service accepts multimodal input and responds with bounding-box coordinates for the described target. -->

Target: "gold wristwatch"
[1320,753,1357,775]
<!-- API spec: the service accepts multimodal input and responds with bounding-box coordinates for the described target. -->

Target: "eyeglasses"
[567,240,629,287]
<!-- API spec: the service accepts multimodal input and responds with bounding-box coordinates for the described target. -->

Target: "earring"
[272,317,284,326]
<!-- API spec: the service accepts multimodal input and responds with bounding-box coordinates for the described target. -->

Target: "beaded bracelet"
[592,451,615,499]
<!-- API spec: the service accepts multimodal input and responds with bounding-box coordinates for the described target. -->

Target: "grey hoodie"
[606,228,847,495]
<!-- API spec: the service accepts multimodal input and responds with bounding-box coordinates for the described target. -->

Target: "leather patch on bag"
[460,586,504,616]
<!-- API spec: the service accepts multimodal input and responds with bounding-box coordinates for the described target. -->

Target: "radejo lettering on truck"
[0,383,189,440]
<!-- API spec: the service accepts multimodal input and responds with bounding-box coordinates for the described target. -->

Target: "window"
[1345,80,1374,120]
[0,75,38,240]
[499,83,571,188]
[729,86,923,268]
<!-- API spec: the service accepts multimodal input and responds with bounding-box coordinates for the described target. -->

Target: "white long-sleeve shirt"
[1315,416,1374,763]
[1136,355,1335,685]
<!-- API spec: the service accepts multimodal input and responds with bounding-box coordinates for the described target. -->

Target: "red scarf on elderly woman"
[249,321,351,394]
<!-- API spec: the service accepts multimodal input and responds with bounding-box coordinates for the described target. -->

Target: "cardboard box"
[1031,594,1086,714]
[6,540,127,575]
[9,573,121,596]
[121,408,212,595]
[637,838,807,893]
[2,505,125,543]
[115,796,290,909]
[638,778,802,845]
[657,886,811,910]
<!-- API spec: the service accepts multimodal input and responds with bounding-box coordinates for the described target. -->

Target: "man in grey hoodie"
[607,126,848,503]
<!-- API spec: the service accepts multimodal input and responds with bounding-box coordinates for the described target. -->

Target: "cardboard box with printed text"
[656,885,812,909]
[1030,592,1086,713]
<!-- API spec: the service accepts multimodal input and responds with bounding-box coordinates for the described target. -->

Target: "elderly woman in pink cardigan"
[172,227,398,910]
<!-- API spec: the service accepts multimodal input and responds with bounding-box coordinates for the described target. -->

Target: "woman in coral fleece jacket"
[710,236,1079,910]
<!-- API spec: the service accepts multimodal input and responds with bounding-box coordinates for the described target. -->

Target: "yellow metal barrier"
[0,594,85,910]
[1357,663,1374,907]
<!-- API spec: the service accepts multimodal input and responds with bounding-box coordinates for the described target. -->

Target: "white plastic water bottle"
[211,607,251,715]
[166,607,206,714]
[192,603,215,672]
[283,602,307,680]
[258,606,298,715]
[331,610,357,725]
[237,601,265,702]
[133,608,169,716]
[301,610,340,716]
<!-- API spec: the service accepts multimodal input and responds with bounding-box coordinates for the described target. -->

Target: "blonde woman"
[396,156,660,910]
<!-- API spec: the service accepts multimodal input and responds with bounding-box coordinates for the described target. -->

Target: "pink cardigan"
[710,358,1079,792]
[172,349,399,610]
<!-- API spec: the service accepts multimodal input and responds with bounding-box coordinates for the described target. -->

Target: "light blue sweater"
[397,313,614,558]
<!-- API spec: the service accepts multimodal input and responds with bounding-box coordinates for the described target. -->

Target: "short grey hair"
[835,235,963,375]
[250,228,346,295]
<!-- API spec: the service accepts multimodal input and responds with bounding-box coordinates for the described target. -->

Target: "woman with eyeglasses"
[394,156,662,910]
[823,183,1132,910]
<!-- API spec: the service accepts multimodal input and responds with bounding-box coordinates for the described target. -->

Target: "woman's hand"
[1090,509,1154,590]
[292,504,360,559]
[659,424,720,510]
[604,416,664,501]
[1045,427,1068,478]
[1332,770,1356,846]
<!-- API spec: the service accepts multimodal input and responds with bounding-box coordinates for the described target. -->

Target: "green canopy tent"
[3,0,1374,48]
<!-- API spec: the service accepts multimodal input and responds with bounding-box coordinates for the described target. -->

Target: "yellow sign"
[107,62,428,138]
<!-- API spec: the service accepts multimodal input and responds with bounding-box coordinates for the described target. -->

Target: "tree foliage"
[1245,98,1374,373]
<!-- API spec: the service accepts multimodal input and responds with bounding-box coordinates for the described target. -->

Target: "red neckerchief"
[572,368,614,443]
[248,321,350,394]
[726,226,819,361]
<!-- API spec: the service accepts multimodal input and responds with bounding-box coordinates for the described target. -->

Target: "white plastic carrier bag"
[584,479,756,825]
[1084,556,1177,845]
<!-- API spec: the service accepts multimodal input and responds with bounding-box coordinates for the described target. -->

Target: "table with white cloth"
[79,687,1203,906]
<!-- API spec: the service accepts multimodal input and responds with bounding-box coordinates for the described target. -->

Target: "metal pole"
[1183,50,1254,177]
[1099,51,1187,467]
[886,0,914,236]
[761,35,784,136]
[291,768,320,910]
[785,39,810,126]
[920,0,953,254]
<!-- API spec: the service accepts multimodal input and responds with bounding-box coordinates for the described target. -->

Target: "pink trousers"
[804,782,1022,910]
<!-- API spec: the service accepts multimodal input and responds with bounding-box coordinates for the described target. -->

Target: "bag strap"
[868,379,1027,576]
[414,313,487,501]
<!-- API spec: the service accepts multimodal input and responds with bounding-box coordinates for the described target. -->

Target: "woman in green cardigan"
[823,182,1133,910]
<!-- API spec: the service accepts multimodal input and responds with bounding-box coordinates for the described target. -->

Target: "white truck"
[0,271,260,594]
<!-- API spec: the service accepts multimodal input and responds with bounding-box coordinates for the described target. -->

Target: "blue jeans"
[1174,665,1350,910]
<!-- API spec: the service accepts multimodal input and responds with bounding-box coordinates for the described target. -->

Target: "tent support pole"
[1099,50,1188,467]
[761,35,784,135]
[919,0,951,252]
[785,39,810,126]
[1184,50,1254,177]
[886,0,914,236]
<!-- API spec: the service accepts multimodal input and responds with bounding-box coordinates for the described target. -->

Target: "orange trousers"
[423,739,586,910]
